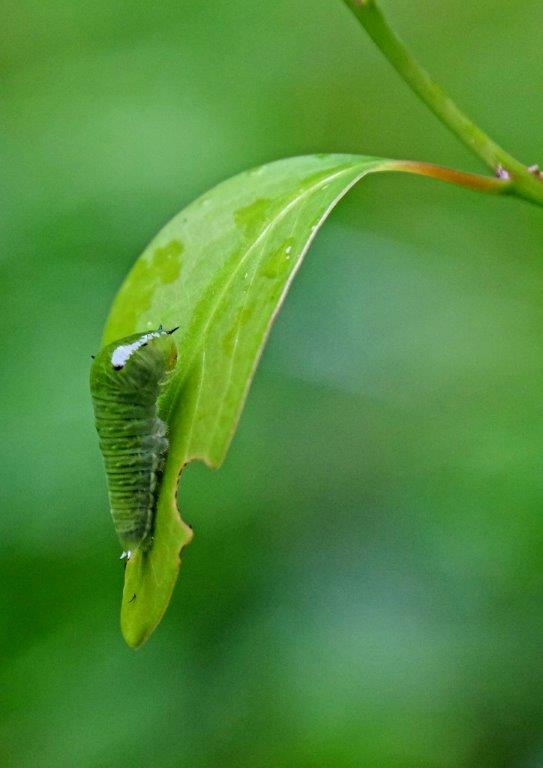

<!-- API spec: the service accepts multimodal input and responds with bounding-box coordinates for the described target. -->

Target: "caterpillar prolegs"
[90,327,178,559]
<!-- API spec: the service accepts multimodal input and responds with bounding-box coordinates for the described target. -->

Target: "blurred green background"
[2,1,543,766]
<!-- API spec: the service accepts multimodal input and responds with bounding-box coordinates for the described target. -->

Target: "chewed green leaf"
[102,153,393,647]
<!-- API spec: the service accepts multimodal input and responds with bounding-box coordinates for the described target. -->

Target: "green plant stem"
[341,0,543,207]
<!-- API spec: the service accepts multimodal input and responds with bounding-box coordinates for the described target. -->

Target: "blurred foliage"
[2,1,543,766]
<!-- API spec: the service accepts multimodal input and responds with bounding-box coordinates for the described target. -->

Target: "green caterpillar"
[90,326,178,559]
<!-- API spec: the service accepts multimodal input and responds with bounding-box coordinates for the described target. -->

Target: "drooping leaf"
[102,153,398,647]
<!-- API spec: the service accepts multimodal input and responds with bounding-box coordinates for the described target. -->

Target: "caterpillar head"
[109,327,178,372]
[90,326,179,388]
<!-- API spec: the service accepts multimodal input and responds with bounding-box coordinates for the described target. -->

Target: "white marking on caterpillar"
[111,331,162,370]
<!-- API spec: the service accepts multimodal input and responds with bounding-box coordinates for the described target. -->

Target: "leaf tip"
[120,520,194,648]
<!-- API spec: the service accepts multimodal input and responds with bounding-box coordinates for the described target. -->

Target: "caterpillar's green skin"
[90,329,178,556]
